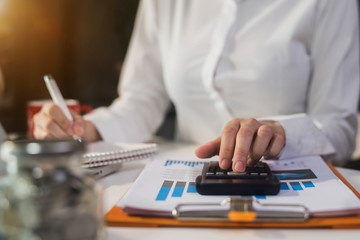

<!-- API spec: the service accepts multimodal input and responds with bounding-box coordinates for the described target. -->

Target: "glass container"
[0,139,103,240]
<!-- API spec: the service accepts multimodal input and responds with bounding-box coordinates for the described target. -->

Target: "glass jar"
[0,139,103,240]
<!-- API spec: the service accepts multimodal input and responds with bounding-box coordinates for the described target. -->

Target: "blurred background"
[0,0,358,165]
[0,0,140,134]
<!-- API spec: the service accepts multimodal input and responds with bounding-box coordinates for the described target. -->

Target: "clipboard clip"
[172,197,309,222]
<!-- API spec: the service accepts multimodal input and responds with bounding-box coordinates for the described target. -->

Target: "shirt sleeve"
[270,0,359,166]
[85,0,170,143]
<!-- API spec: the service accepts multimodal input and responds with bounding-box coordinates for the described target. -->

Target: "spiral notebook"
[82,141,158,177]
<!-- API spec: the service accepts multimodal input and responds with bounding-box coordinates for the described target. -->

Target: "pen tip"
[43,75,53,82]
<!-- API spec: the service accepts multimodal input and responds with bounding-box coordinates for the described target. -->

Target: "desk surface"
[101,142,360,240]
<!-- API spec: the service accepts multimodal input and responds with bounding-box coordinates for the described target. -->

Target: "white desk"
[101,142,360,240]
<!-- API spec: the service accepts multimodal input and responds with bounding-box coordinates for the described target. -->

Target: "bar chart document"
[118,156,360,217]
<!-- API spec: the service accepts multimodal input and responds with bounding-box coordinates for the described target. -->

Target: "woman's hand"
[33,103,101,142]
[195,118,286,172]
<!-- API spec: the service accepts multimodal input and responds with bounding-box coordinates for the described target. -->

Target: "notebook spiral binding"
[82,144,158,168]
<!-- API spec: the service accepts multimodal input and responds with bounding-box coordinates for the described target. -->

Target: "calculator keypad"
[204,161,269,179]
[196,161,280,195]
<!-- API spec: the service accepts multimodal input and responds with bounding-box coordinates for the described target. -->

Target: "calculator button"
[227,171,247,176]
[250,172,259,176]
[215,168,227,174]
[260,173,268,176]
[205,172,215,176]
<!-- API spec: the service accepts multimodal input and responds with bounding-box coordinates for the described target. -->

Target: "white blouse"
[86,0,359,166]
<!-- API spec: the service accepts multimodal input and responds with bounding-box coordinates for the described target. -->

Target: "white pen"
[44,75,82,142]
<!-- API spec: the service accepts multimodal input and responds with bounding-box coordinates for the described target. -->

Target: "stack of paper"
[118,156,360,217]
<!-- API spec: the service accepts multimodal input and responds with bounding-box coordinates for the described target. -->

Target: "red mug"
[27,99,92,138]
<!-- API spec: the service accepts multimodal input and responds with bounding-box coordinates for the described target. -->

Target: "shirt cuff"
[84,107,127,142]
[276,113,336,159]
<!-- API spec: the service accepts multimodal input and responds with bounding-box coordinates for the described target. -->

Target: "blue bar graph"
[156,181,174,201]
[172,181,186,197]
[255,195,266,199]
[187,182,197,193]
[302,181,315,188]
[280,182,290,190]
[290,182,303,191]
[156,181,201,201]
[163,160,205,167]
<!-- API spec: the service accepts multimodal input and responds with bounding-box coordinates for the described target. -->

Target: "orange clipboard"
[105,163,360,229]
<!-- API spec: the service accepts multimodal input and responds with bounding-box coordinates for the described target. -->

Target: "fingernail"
[234,161,245,172]
[66,126,74,135]
[74,122,84,136]
[221,159,230,169]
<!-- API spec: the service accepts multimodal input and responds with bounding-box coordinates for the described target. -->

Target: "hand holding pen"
[44,75,83,142]
[32,75,101,142]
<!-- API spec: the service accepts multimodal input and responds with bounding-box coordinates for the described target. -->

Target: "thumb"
[73,119,85,137]
[195,137,221,158]
[70,110,85,137]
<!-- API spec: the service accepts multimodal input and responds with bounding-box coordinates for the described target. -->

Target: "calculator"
[195,161,280,196]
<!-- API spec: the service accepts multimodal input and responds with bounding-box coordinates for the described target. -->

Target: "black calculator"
[195,161,280,196]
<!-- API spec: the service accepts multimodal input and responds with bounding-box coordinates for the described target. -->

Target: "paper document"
[118,156,360,217]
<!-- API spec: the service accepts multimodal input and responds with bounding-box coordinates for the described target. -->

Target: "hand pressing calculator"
[195,161,280,196]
